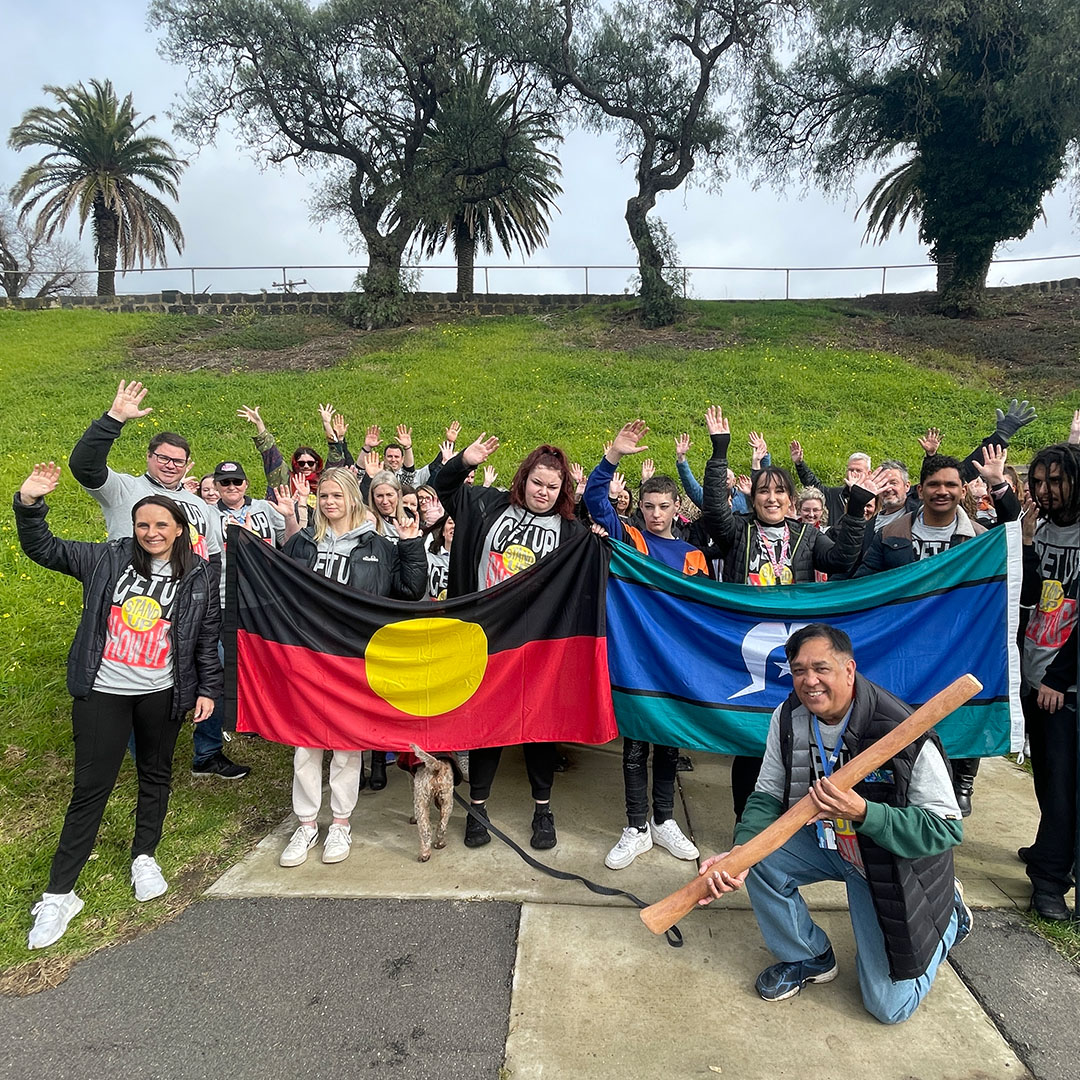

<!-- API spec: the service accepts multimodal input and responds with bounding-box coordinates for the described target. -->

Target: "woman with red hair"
[433,434,583,851]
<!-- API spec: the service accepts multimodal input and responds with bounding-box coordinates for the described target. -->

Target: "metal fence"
[55,251,1080,300]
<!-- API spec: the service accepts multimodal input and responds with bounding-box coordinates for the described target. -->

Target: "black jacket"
[14,493,222,717]
[281,528,427,600]
[702,434,868,582]
[854,508,985,577]
[433,451,584,598]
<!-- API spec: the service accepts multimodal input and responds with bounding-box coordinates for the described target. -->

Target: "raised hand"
[108,380,152,423]
[269,484,296,519]
[735,474,752,496]
[445,420,461,444]
[704,405,729,436]
[641,457,655,482]
[918,427,942,456]
[995,399,1037,439]
[180,474,199,494]
[609,471,627,500]
[972,443,1008,487]
[19,462,61,504]
[332,412,348,441]
[569,461,585,488]
[748,430,768,469]
[851,470,880,499]
[237,405,266,434]
[395,424,413,450]
[675,433,691,461]
[397,513,420,540]
[1070,409,1080,445]
[482,465,498,487]
[363,449,382,478]
[607,420,649,462]
[363,424,380,451]
[789,439,804,464]
[462,432,499,468]
[318,403,336,439]
[292,473,311,503]
[439,440,455,463]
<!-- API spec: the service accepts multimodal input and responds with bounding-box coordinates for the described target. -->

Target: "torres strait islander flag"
[606,523,1025,759]
[223,528,617,751]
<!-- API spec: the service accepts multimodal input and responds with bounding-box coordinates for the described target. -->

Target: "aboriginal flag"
[223,528,616,751]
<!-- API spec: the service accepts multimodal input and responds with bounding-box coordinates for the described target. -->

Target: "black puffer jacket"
[702,433,869,582]
[14,493,222,717]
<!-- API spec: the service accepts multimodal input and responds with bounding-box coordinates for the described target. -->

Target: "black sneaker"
[1017,845,1032,865]
[755,946,838,1001]
[1031,891,1071,922]
[531,807,557,850]
[676,754,694,772]
[191,751,251,780]
[464,804,491,847]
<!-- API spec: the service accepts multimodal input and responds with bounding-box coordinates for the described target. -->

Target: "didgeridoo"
[639,673,983,935]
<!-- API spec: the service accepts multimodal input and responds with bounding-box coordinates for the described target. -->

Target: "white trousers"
[292,747,364,821]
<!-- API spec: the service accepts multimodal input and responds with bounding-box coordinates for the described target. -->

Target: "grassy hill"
[0,298,1076,987]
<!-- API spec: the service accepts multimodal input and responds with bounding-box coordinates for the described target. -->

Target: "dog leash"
[454,793,684,948]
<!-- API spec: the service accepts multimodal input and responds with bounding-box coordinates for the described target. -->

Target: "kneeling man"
[700,624,971,1024]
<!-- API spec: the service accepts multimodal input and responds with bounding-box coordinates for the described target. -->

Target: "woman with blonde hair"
[275,468,426,865]
[366,469,405,539]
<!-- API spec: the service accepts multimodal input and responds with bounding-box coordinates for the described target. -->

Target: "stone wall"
[0,289,628,316]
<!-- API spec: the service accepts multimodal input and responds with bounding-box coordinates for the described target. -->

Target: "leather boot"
[953,773,975,817]
[369,751,387,791]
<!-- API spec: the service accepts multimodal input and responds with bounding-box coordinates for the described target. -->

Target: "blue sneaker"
[755,946,838,1001]
[952,879,973,947]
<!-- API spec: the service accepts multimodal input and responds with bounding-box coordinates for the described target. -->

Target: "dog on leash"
[400,745,464,862]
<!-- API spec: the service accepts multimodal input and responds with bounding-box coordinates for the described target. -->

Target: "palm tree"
[409,62,562,296]
[8,79,186,296]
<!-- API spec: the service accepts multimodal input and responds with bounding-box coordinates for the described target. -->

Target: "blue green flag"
[607,524,1023,757]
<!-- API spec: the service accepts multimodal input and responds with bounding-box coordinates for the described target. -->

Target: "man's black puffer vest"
[779,672,956,980]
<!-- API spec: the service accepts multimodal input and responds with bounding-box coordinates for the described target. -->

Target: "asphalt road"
[0,897,519,1080]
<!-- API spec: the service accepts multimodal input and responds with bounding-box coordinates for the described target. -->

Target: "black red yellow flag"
[223,528,617,751]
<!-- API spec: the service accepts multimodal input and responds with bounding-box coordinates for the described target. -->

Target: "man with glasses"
[69,380,249,780]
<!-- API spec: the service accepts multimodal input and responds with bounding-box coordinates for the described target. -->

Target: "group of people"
[14,379,1078,1027]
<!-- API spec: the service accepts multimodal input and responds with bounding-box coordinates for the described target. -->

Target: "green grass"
[0,303,1077,985]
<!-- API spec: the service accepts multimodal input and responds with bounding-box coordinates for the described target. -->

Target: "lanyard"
[810,713,850,779]
[755,522,790,582]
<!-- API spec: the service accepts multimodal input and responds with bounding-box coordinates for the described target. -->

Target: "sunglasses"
[150,451,188,468]
[217,478,245,487]
[296,459,317,468]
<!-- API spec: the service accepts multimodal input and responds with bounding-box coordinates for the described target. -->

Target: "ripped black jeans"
[623,738,679,828]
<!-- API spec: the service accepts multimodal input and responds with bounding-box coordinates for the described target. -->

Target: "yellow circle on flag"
[365,618,488,716]
[121,595,162,632]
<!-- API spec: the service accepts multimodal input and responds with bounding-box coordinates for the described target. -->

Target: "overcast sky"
[5,2,1079,299]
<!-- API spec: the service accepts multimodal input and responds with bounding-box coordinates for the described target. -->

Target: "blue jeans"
[745,823,958,1024]
[192,639,226,767]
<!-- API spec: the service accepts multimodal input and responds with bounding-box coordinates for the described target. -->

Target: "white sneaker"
[650,817,699,861]
[28,892,84,949]
[605,826,653,870]
[131,855,169,901]
[280,824,319,867]
[322,823,353,864]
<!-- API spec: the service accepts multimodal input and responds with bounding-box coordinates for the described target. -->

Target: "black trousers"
[623,739,678,827]
[48,689,180,894]
[1023,689,1078,897]
[731,755,764,821]
[468,743,557,803]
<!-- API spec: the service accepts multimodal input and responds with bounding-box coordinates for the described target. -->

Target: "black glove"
[994,399,1036,440]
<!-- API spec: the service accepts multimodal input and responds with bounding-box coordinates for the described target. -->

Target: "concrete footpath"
[3,744,1078,1079]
